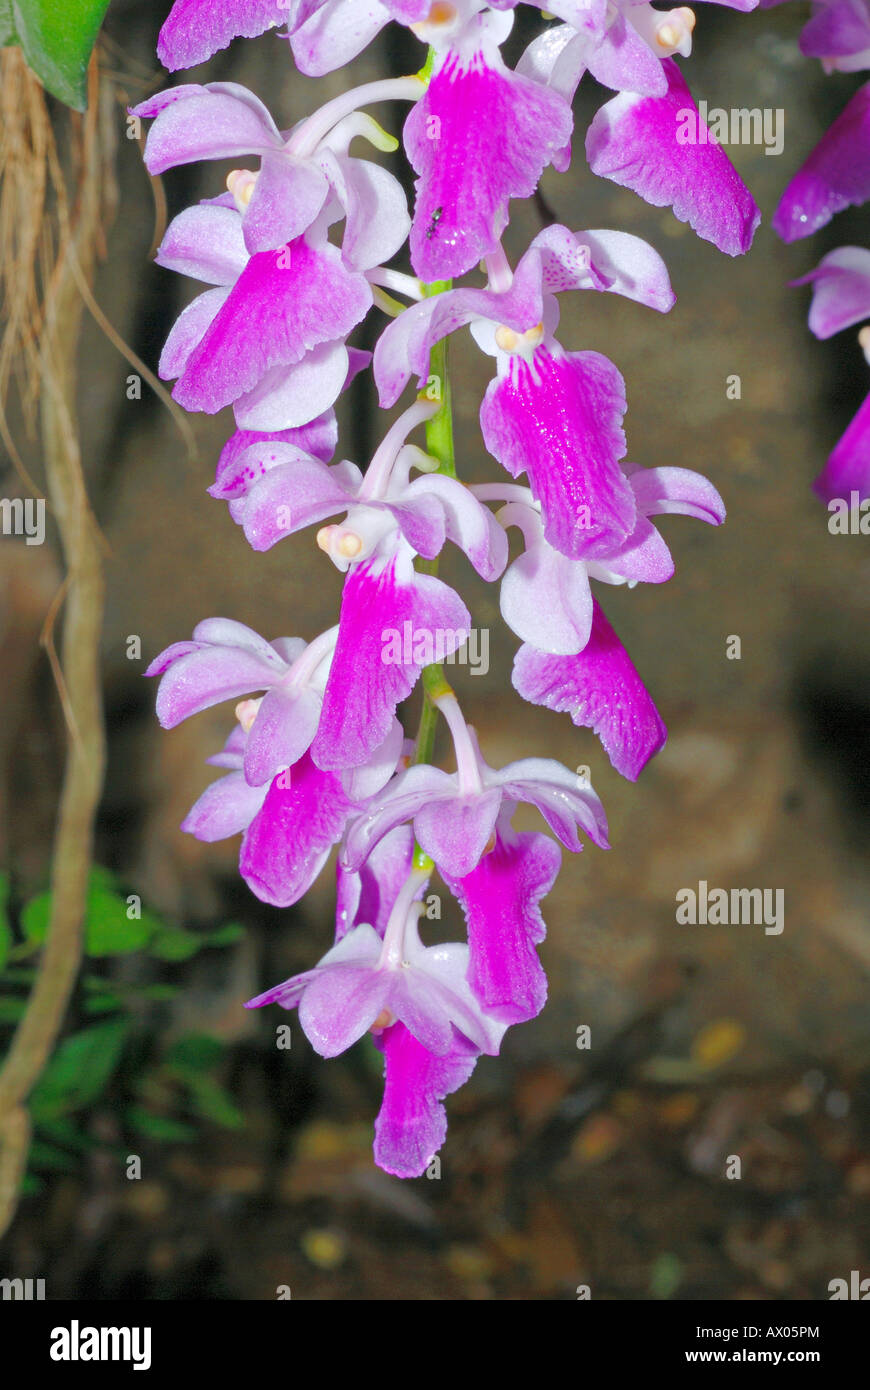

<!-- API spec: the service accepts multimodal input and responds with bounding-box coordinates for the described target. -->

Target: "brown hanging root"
[0,45,195,496]
[0,53,110,1238]
[0,50,54,493]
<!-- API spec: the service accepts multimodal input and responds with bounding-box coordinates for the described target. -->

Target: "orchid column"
[138,0,759,1177]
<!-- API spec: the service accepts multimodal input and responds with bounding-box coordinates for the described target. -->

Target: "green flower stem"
[412,279,457,773]
[421,280,456,481]
[407,51,454,872]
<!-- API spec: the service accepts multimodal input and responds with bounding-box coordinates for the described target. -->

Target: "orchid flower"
[133,79,417,259]
[791,249,870,502]
[774,82,870,243]
[246,867,508,1176]
[478,464,726,656]
[470,462,724,777]
[153,201,374,427]
[157,0,302,71]
[141,0,742,1175]
[177,715,404,908]
[341,691,609,878]
[772,4,870,502]
[210,398,507,580]
[376,224,674,558]
[402,6,574,278]
[134,78,419,428]
[210,400,510,768]
[519,10,761,253]
[146,618,339,785]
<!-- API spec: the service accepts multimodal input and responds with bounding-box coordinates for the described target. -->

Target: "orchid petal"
[587,60,761,256]
[513,601,668,780]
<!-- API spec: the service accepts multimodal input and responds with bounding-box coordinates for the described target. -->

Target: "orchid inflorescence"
[139,0,759,1176]
[773,0,870,506]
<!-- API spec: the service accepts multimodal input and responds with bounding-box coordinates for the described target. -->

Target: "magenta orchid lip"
[139,0,757,1178]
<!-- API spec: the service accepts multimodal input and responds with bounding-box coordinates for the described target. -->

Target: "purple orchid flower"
[313,531,472,771]
[177,713,403,907]
[275,0,575,279]
[585,59,761,256]
[246,867,508,1177]
[156,0,311,72]
[813,390,870,504]
[132,79,416,259]
[442,809,562,1024]
[145,617,340,786]
[376,224,674,559]
[800,0,870,74]
[246,873,500,1057]
[337,809,559,1025]
[791,247,870,501]
[513,601,668,782]
[480,464,726,655]
[342,691,609,879]
[519,0,759,107]
[153,199,374,429]
[402,7,573,280]
[208,399,505,772]
[519,0,759,192]
[774,81,870,243]
[468,463,723,777]
[209,398,507,579]
[134,75,424,430]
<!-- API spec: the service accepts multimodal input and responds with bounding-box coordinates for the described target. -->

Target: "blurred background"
[1,0,869,1299]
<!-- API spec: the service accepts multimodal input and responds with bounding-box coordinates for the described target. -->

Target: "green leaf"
[183,1075,243,1129]
[0,2,15,45]
[84,891,157,956]
[166,1034,224,1073]
[20,893,49,944]
[206,923,245,948]
[82,993,122,1015]
[0,996,28,1024]
[0,967,38,984]
[23,875,155,957]
[127,1107,196,1143]
[36,1118,94,1152]
[20,1172,43,1195]
[4,0,111,110]
[28,1139,78,1172]
[138,984,180,1003]
[0,872,11,971]
[148,925,205,961]
[163,1035,241,1129]
[29,1017,129,1121]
